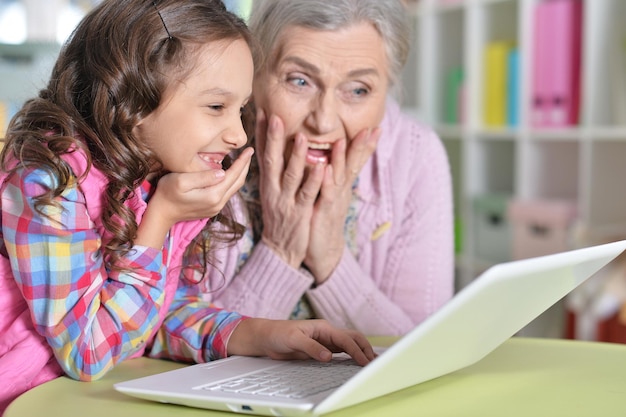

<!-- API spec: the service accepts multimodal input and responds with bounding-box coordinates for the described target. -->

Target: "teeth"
[308,142,331,150]
[199,154,223,164]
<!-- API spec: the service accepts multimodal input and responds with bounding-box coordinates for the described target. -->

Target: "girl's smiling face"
[134,38,253,173]
[253,22,389,167]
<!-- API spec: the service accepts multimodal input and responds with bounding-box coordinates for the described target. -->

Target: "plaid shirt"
[0,164,244,381]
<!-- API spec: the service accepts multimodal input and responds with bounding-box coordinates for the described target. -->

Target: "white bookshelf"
[401,0,626,337]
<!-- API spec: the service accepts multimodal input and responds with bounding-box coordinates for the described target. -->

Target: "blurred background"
[0,0,252,44]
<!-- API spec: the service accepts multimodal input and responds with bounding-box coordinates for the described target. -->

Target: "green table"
[6,337,626,417]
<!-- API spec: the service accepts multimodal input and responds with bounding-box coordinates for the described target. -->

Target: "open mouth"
[198,153,225,170]
[306,142,332,164]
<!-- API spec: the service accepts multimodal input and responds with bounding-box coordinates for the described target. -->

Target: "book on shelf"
[549,0,583,127]
[507,48,520,127]
[532,0,583,128]
[531,0,550,127]
[444,66,464,124]
[483,41,511,127]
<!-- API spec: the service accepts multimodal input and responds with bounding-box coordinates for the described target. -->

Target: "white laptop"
[115,240,626,416]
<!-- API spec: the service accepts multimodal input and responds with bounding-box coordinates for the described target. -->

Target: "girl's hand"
[135,147,254,249]
[227,318,376,366]
[305,127,380,282]
[256,110,324,268]
[156,147,253,222]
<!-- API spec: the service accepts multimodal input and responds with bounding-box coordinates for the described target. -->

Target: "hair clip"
[152,1,173,40]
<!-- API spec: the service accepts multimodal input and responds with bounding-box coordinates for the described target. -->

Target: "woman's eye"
[287,76,308,88]
[341,83,371,101]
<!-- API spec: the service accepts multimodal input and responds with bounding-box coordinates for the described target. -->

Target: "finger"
[317,163,337,206]
[330,138,347,185]
[261,114,287,188]
[220,147,254,197]
[226,146,255,178]
[345,127,380,182]
[290,332,334,362]
[182,147,253,193]
[346,330,377,362]
[181,169,227,192]
[281,133,308,193]
[334,339,371,367]
[296,161,324,205]
[321,328,373,366]
[254,108,268,163]
[190,148,252,215]
[300,320,374,366]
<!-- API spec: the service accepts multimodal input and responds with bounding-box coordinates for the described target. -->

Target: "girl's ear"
[133,111,153,135]
[132,118,145,141]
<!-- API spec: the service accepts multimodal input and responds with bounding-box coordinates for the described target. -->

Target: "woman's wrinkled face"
[253,22,389,166]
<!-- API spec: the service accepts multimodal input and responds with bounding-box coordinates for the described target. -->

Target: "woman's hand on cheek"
[256,109,323,269]
[305,127,380,282]
[344,127,381,184]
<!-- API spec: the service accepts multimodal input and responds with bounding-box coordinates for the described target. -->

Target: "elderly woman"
[204,0,454,336]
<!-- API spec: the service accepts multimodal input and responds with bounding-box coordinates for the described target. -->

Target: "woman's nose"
[306,91,339,134]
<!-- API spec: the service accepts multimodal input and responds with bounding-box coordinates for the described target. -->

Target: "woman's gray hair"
[248,0,411,87]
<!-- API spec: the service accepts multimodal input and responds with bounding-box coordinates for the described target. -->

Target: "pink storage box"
[507,199,577,260]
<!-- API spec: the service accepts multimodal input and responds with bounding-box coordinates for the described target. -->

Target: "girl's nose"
[223,116,248,149]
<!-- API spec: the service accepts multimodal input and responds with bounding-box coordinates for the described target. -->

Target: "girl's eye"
[208,104,225,111]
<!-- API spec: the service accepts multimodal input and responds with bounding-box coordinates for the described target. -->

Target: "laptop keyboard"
[196,357,362,399]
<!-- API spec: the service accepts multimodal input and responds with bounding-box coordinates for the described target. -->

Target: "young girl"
[0,0,374,411]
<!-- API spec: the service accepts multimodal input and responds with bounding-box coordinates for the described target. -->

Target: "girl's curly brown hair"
[0,0,255,279]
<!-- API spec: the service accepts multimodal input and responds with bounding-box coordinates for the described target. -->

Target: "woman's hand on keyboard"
[227,318,376,366]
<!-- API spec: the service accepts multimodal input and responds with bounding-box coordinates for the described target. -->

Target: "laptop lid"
[115,240,626,416]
